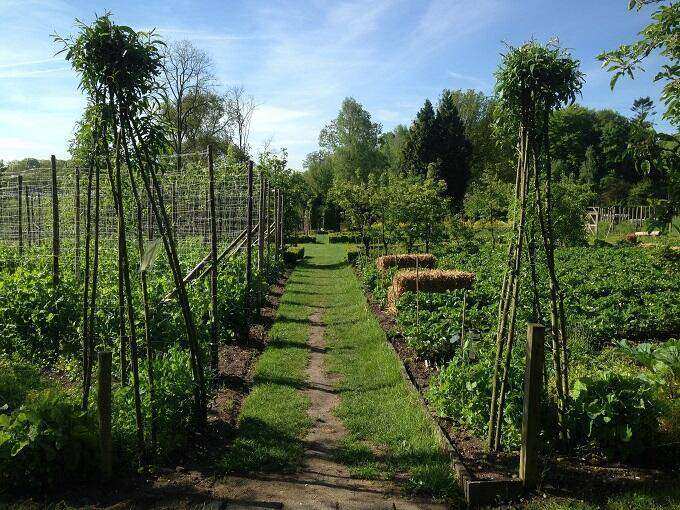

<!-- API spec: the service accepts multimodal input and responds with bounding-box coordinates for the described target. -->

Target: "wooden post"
[460,289,467,347]
[274,188,280,262]
[17,175,23,257]
[75,166,81,281]
[51,155,60,286]
[266,183,272,262]
[147,195,154,241]
[519,323,545,489]
[279,190,284,251]
[24,185,31,247]
[263,180,270,268]
[171,180,177,238]
[246,161,254,313]
[97,350,113,481]
[208,145,219,371]
[257,172,265,272]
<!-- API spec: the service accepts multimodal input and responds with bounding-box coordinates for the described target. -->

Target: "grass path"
[217,241,458,508]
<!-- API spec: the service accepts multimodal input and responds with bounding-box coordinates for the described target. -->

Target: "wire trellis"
[0,152,261,257]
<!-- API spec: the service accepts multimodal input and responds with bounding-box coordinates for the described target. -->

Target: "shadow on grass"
[220,416,306,474]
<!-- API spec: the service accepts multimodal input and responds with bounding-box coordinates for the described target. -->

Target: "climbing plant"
[487,40,584,451]
[55,14,207,459]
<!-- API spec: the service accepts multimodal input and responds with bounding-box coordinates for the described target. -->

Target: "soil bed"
[5,271,291,509]
[361,285,679,505]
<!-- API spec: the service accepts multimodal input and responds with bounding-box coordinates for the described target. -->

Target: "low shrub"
[329,231,358,243]
[287,233,316,244]
[346,245,360,264]
[284,246,305,265]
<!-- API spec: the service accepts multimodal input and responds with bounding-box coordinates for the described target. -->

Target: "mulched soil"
[362,284,680,506]
[4,271,291,509]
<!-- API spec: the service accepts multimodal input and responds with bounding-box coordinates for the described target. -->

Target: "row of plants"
[0,241,284,493]
[353,237,680,458]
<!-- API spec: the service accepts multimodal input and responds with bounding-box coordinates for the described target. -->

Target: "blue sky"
[0,0,673,169]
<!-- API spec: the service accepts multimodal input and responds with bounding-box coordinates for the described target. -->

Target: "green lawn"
[305,241,460,502]
[219,258,313,473]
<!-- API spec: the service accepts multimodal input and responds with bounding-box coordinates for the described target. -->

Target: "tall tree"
[161,40,215,171]
[225,85,258,154]
[403,99,437,175]
[435,89,472,204]
[319,97,383,183]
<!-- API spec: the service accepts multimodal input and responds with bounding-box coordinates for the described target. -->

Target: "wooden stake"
[520,323,544,489]
[460,289,467,348]
[97,350,113,481]
[257,177,264,264]
[278,190,284,251]
[75,166,81,282]
[17,175,23,257]
[274,188,280,262]
[51,155,60,286]
[246,161,254,314]
[208,145,219,371]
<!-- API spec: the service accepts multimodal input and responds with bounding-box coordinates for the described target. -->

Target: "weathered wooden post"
[75,166,81,282]
[24,185,31,247]
[51,155,60,286]
[97,350,113,481]
[246,161,254,314]
[17,175,23,257]
[274,188,280,262]
[171,180,178,238]
[519,323,544,489]
[263,180,270,268]
[208,145,219,371]
[257,173,265,271]
[267,183,272,262]
[279,190,284,251]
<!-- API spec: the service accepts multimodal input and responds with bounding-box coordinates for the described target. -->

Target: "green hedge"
[284,246,305,265]
[329,232,359,244]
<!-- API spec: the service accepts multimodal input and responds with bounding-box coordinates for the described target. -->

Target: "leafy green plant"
[0,389,99,492]
[0,268,80,362]
[571,370,664,457]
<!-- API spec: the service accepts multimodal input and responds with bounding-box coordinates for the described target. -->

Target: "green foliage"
[427,338,525,448]
[319,97,384,184]
[283,245,305,265]
[112,346,198,461]
[598,0,680,126]
[0,359,45,412]
[617,339,680,398]
[0,268,80,362]
[0,389,99,492]
[571,371,663,457]
[552,178,595,246]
